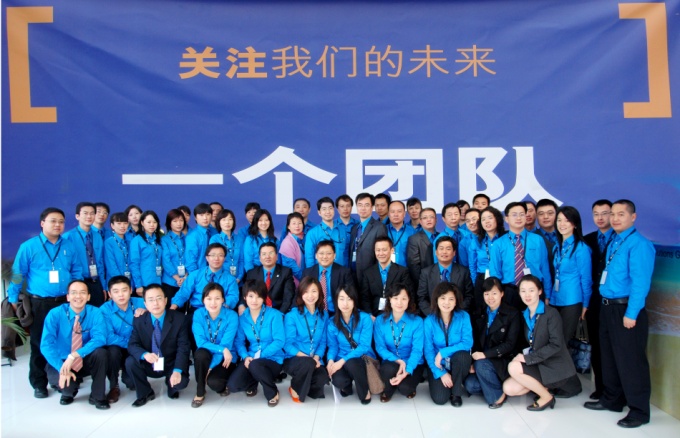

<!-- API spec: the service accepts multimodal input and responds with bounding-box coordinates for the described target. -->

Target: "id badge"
[124,271,131,279]
[390,253,396,264]
[553,279,560,292]
[230,265,237,276]
[253,350,261,359]
[522,347,531,355]
[600,271,607,285]
[49,270,60,284]
[352,251,357,262]
[88,264,98,277]
[378,297,386,310]
[523,268,531,276]
[154,356,164,372]
[484,269,490,279]
[156,266,163,277]
[177,265,186,277]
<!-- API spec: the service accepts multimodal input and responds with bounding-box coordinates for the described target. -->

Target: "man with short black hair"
[472,194,490,210]
[386,200,414,266]
[235,202,260,244]
[406,207,438,287]
[524,201,538,232]
[335,194,359,233]
[434,203,463,265]
[209,202,224,229]
[374,193,392,224]
[302,240,354,316]
[360,236,412,316]
[406,197,423,232]
[305,197,348,267]
[535,198,559,246]
[294,197,315,234]
[243,242,296,314]
[93,202,113,242]
[349,193,388,285]
[184,203,217,273]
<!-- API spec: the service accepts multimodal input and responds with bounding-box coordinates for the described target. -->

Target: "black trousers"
[586,287,604,395]
[161,283,180,310]
[599,304,650,422]
[502,284,524,311]
[85,278,106,307]
[125,356,190,399]
[46,347,108,402]
[194,348,236,397]
[105,345,132,388]
[28,295,66,390]
[428,350,471,404]
[552,303,582,344]
[473,273,486,316]
[228,358,282,401]
[283,356,329,401]
[331,357,369,402]
[379,361,424,398]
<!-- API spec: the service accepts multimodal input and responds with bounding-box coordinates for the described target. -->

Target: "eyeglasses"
[207,253,225,258]
[509,213,526,219]
[45,219,65,225]
[319,207,334,212]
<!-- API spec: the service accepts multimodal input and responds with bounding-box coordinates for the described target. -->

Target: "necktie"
[598,234,605,253]
[514,235,526,285]
[265,271,273,307]
[209,271,215,283]
[85,233,96,277]
[429,233,436,244]
[441,268,449,282]
[71,316,83,372]
[99,228,105,242]
[321,269,328,310]
[152,319,162,356]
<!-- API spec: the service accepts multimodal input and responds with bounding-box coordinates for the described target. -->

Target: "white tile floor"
[2,349,679,438]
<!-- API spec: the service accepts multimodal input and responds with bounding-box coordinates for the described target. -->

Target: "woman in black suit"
[503,275,577,411]
[464,277,522,409]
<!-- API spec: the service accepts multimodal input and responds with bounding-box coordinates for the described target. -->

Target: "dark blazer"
[349,218,387,285]
[584,231,608,295]
[302,263,355,301]
[417,263,474,316]
[533,230,556,283]
[360,263,413,316]
[407,231,435,287]
[472,303,522,381]
[128,309,190,374]
[245,264,296,313]
[523,305,577,385]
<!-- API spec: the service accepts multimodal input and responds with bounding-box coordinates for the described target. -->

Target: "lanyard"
[527,314,540,349]
[605,230,637,269]
[342,316,356,346]
[76,229,95,264]
[322,224,343,244]
[205,314,223,344]
[220,233,237,266]
[145,235,161,267]
[388,226,406,247]
[250,308,266,344]
[169,233,185,263]
[303,311,318,355]
[114,236,129,269]
[390,317,407,356]
[438,317,451,347]
[114,302,134,327]
[554,242,573,276]
[40,236,62,270]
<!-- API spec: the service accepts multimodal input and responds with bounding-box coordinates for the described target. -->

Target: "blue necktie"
[598,234,605,253]
[85,232,97,279]
[441,268,449,282]
[152,319,162,356]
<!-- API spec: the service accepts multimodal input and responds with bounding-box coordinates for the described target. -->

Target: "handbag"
[568,319,591,374]
[363,355,385,394]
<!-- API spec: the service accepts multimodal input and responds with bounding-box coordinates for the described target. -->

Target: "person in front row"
[503,275,577,411]
[191,283,239,408]
[100,275,146,403]
[126,284,191,407]
[423,282,473,407]
[326,284,375,405]
[465,277,521,409]
[283,277,330,403]
[228,280,286,406]
[40,280,109,409]
[373,283,424,402]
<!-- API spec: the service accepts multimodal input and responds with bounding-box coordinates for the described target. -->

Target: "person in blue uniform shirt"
[535,199,559,247]
[434,203,463,265]
[464,277,521,409]
[184,203,216,273]
[129,210,164,297]
[406,207,438,287]
[374,193,391,224]
[468,207,506,313]
[294,197,316,235]
[472,194,490,211]
[458,208,480,268]
[41,280,109,409]
[178,205,192,235]
[210,208,244,283]
[423,282,473,407]
[284,277,330,403]
[104,212,135,291]
[93,202,113,242]
[100,275,145,403]
[360,237,413,317]
[373,283,424,402]
[9,207,81,399]
[209,202,223,229]
[161,209,188,305]
[125,284,191,407]
[191,283,239,408]
[228,279,286,406]
[406,197,423,232]
[489,202,552,310]
[243,209,278,272]
[326,284,375,404]
[584,200,655,429]
[302,240,355,316]
[386,200,414,267]
[349,193,388,286]
[582,199,614,400]
[456,200,470,232]
[336,194,359,240]
[305,197,348,268]
[124,205,142,242]
[524,201,538,232]
[234,202,260,244]
[63,202,107,307]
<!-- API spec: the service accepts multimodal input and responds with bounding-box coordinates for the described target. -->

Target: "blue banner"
[2,0,679,256]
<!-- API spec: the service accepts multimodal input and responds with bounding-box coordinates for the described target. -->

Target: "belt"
[29,294,67,302]
[83,278,99,283]
[602,297,628,305]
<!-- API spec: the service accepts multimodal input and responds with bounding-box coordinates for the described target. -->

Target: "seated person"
[242,242,296,314]
[40,280,109,409]
[302,240,355,316]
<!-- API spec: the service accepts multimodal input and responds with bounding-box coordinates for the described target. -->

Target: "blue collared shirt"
[318,265,335,313]
[209,232,244,280]
[468,233,500,277]
[305,221,348,267]
[172,266,239,309]
[104,235,134,290]
[552,237,593,307]
[387,223,414,266]
[100,297,145,348]
[192,306,239,368]
[373,312,424,374]
[129,233,163,288]
[379,263,391,285]
[600,227,655,319]
[407,221,422,233]
[62,225,105,281]
[8,233,81,303]
[235,306,286,364]
[487,306,499,333]
[522,300,546,345]
[284,307,328,359]
[327,312,375,361]
[423,311,473,379]
[40,304,107,370]
[185,225,216,273]
[537,228,558,246]
[161,232,186,286]
[489,230,553,299]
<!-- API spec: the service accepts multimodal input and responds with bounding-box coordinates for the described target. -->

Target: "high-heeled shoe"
[527,396,555,411]
[489,394,507,409]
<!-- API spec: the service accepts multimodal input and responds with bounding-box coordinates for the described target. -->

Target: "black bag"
[568,319,591,374]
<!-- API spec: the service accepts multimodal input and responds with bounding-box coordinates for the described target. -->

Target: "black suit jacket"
[584,231,609,303]
[302,263,355,301]
[407,231,435,287]
[360,263,413,315]
[245,264,296,313]
[127,309,190,374]
[417,263,474,316]
[349,218,387,285]
[533,230,556,283]
[472,303,522,380]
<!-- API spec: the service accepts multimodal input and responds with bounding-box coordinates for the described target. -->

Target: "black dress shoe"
[584,401,623,412]
[451,396,463,407]
[489,395,507,409]
[617,417,647,428]
[88,395,111,410]
[34,388,48,399]
[168,391,180,399]
[132,391,156,407]
[589,391,602,400]
[60,396,75,405]
[360,397,371,405]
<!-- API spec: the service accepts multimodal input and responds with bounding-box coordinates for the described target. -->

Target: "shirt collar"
[523,300,545,321]
[150,312,166,326]
[598,228,613,239]
[438,263,452,273]
[68,306,87,320]
[615,226,636,240]
[40,232,63,245]
[379,263,391,274]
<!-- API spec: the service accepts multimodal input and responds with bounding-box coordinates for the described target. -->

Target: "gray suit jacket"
[349,218,387,285]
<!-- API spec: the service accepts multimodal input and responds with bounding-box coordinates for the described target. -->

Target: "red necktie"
[321,269,328,310]
[71,316,83,372]
[265,271,272,307]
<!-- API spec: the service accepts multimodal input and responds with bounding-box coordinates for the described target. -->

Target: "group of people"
[7,192,655,428]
